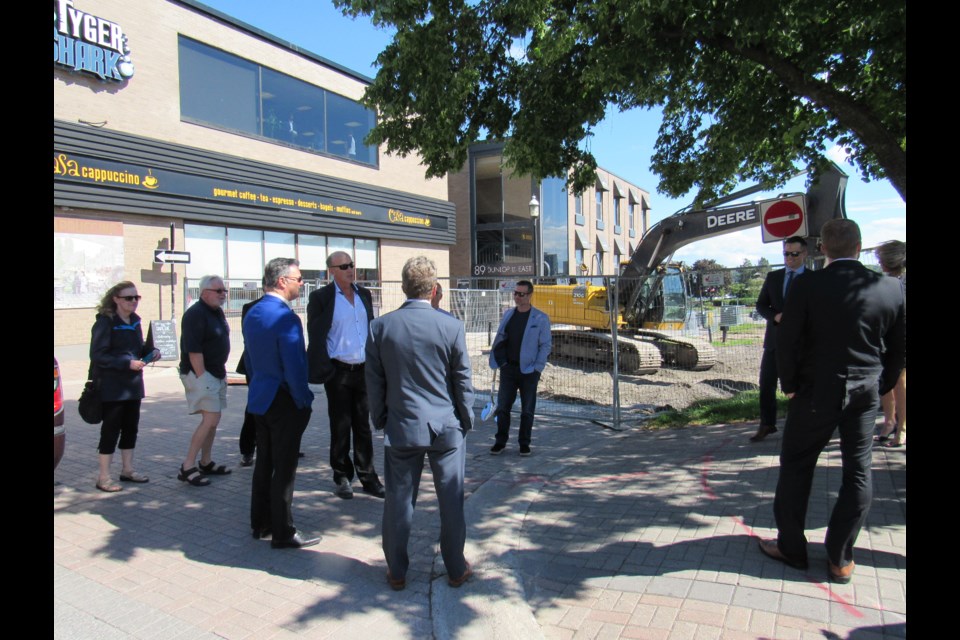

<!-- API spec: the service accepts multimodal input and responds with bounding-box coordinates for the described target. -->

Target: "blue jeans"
[494,364,541,447]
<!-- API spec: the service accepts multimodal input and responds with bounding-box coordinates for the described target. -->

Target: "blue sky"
[199,0,906,267]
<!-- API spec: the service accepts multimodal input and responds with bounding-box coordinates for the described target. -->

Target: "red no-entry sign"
[760,196,807,242]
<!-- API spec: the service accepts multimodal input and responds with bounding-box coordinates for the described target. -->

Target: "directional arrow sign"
[154,250,191,264]
[760,195,807,242]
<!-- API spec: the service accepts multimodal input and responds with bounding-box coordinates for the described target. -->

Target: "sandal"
[96,480,122,493]
[119,471,149,483]
[198,461,232,475]
[874,421,896,442]
[178,465,211,486]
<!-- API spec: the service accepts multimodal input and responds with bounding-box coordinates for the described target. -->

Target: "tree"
[336,0,906,204]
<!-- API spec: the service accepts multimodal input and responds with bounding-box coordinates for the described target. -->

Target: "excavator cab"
[636,264,688,330]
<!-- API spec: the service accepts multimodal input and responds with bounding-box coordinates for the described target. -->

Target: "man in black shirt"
[177,275,232,486]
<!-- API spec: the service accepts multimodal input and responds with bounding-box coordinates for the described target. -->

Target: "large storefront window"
[184,225,379,283]
[178,36,378,168]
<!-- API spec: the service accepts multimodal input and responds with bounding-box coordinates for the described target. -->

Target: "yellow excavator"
[534,162,849,374]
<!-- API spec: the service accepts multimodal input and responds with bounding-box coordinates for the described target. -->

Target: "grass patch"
[645,390,789,429]
[720,323,761,335]
[710,338,759,347]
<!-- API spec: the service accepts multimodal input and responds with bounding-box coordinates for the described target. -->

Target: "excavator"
[534,161,849,374]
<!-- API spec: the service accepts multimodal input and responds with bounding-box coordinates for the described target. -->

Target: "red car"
[54,358,65,470]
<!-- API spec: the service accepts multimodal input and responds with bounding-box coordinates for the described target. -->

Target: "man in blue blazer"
[243,258,318,549]
[488,280,552,457]
[366,256,475,590]
[751,236,808,442]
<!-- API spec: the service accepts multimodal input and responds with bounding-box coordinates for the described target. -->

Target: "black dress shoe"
[335,478,354,499]
[251,527,272,539]
[362,481,386,498]
[271,532,320,549]
[750,424,778,442]
[240,454,254,467]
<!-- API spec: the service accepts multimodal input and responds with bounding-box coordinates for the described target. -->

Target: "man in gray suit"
[366,256,476,591]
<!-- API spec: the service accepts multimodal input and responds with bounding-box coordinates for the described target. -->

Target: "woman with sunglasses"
[90,281,160,492]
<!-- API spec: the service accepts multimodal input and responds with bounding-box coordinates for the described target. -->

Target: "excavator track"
[551,329,662,375]
[634,330,718,371]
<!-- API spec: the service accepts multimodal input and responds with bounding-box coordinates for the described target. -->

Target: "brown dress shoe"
[828,560,855,584]
[448,561,473,588]
[750,424,778,442]
[386,570,406,591]
[757,539,808,570]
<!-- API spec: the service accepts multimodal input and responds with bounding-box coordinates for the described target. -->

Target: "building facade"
[448,142,651,280]
[54,0,455,345]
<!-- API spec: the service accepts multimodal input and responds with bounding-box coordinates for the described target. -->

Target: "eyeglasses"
[117,295,142,302]
[783,251,805,257]
[513,291,530,297]
[282,275,304,283]
[204,288,228,294]
[333,263,355,271]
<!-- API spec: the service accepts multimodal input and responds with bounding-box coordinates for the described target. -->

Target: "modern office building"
[54,0,456,345]
[448,142,652,282]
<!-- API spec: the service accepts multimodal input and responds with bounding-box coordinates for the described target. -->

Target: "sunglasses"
[513,291,530,297]
[117,295,142,302]
[783,251,804,257]
[283,275,304,283]
[205,288,229,294]
[333,263,355,271]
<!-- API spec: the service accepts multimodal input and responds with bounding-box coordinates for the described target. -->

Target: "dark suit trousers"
[758,348,779,427]
[382,428,467,580]
[250,388,311,540]
[239,409,257,456]
[325,366,379,485]
[773,380,879,568]
[495,364,540,447]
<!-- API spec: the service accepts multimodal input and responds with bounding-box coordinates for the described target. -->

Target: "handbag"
[78,362,103,424]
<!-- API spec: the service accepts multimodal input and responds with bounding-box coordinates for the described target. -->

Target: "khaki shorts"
[180,371,228,414]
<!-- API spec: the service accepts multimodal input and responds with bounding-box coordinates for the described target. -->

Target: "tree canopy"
[337,0,906,204]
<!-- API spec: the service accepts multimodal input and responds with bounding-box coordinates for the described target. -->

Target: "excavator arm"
[620,161,848,325]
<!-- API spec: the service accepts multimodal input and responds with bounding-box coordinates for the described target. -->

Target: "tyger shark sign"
[53,0,134,82]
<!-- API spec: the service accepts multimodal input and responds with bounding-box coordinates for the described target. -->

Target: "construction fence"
[187,264,798,429]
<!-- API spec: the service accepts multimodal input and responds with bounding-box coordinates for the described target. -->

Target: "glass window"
[355,238,379,281]
[541,177,568,277]
[326,92,377,165]
[227,228,263,279]
[178,37,377,167]
[614,197,621,228]
[179,38,258,135]
[629,202,635,231]
[264,231,296,262]
[595,190,603,221]
[326,237,354,279]
[298,234,327,282]
[185,224,225,279]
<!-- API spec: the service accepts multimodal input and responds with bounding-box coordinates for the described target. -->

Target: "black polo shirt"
[179,298,231,379]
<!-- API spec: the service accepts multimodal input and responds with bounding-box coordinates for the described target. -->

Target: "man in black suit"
[758,219,905,583]
[306,251,385,500]
[750,236,808,442]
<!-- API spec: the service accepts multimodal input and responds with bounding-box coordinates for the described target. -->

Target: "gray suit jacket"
[366,299,475,447]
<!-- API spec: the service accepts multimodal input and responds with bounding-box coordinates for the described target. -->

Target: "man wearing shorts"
[177,275,232,486]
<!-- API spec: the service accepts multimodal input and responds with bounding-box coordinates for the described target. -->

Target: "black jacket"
[90,312,153,402]
[306,282,374,384]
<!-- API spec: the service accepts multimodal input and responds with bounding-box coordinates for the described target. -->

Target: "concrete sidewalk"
[54,348,906,639]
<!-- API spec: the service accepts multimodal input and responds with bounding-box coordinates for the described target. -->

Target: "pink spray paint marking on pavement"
[730,517,864,619]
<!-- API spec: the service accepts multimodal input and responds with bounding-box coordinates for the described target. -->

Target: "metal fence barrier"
[182,250,891,429]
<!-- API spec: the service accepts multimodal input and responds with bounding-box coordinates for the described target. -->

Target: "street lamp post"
[529,194,540,277]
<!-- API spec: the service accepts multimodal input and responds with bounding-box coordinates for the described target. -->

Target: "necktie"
[784,270,794,299]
